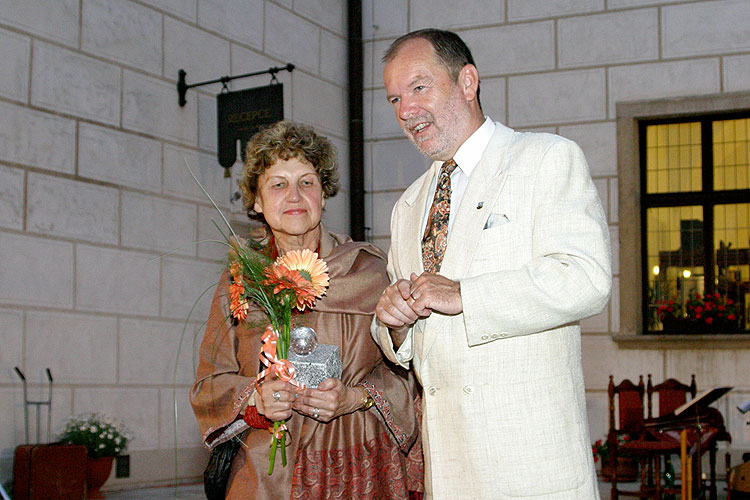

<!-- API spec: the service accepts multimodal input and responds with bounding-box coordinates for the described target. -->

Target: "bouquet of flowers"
[57,412,130,458]
[226,236,329,474]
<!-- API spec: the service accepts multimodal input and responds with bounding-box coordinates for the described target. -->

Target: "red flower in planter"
[656,290,740,331]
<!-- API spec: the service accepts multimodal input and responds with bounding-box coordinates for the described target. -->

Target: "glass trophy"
[288,326,342,388]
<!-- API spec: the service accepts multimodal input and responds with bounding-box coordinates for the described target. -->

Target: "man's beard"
[403,120,450,159]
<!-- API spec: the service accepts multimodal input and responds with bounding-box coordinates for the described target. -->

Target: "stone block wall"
[0,0,349,488]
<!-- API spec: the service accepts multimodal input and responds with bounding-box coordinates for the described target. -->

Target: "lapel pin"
[476,202,484,209]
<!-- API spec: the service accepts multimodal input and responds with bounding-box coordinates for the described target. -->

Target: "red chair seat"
[621,439,680,455]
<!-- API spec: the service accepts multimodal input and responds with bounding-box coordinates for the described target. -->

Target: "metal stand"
[0,481,10,500]
[14,367,53,444]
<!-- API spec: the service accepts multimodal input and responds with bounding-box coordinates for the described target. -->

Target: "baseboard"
[102,446,209,491]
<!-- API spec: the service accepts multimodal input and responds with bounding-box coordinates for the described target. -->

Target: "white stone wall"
[363,0,750,465]
[0,0,349,487]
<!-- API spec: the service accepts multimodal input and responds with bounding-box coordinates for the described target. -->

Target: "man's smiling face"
[383,38,475,161]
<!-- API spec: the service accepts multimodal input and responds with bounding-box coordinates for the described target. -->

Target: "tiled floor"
[106,483,205,499]
[105,478,729,499]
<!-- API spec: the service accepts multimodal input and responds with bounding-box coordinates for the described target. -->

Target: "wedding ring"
[272,391,281,401]
[312,407,320,418]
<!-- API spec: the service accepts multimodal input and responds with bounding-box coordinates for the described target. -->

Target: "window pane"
[713,118,750,190]
[646,206,704,330]
[714,203,750,331]
[645,122,702,194]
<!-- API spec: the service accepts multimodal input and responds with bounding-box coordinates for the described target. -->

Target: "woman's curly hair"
[239,121,339,222]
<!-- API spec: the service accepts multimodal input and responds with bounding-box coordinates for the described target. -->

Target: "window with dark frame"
[642,112,750,334]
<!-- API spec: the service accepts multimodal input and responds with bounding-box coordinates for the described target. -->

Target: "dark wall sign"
[217,83,284,169]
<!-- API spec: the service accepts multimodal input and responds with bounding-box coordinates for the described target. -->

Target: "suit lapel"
[419,124,516,363]
[442,123,515,277]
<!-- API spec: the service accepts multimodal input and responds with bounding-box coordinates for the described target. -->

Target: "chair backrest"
[608,375,645,435]
[646,374,697,418]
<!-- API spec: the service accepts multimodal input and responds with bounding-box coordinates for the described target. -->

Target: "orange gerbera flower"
[275,249,329,298]
[263,264,313,310]
[264,249,329,312]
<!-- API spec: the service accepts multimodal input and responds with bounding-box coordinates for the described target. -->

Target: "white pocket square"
[484,213,510,229]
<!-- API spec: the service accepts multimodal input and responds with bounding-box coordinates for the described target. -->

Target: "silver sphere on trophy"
[289,326,318,356]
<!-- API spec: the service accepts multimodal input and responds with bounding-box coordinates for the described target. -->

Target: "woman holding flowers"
[191,121,422,500]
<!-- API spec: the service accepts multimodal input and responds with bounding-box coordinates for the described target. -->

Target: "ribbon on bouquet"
[256,326,304,439]
[256,326,305,387]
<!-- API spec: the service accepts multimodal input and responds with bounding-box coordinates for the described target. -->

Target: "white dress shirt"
[420,117,496,237]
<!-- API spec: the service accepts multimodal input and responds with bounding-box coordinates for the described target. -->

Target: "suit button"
[462,385,474,395]
[491,333,498,339]
[481,334,489,340]
[428,386,437,396]
[499,332,509,338]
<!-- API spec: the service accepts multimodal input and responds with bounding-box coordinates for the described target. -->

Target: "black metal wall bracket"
[177,63,295,107]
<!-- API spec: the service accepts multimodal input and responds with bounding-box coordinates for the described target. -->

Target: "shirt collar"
[448,117,495,175]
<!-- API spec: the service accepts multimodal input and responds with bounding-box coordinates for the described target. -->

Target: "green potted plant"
[57,413,130,499]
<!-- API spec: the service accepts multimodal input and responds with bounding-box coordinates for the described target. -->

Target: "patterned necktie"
[422,159,458,274]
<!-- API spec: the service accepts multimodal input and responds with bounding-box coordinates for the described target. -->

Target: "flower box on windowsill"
[659,317,743,335]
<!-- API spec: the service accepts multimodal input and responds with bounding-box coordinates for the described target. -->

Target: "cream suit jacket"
[372,123,611,500]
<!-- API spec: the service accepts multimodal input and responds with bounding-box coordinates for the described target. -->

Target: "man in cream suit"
[372,29,611,499]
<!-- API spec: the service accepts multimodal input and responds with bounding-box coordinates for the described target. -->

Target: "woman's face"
[253,157,325,241]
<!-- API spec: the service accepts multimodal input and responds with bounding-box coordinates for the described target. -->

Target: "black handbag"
[204,438,242,500]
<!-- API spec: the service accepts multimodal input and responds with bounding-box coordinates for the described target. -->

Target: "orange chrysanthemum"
[229,279,244,300]
[275,249,329,297]
[229,279,249,321]
[229,260,242,277]
[230,298,249,321]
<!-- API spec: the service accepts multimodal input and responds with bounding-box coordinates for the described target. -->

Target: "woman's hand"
[255,380,302,422]
[293,378,362,422]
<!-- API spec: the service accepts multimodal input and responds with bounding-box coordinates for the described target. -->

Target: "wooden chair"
[608,375,682,500]
[647,374,697,419]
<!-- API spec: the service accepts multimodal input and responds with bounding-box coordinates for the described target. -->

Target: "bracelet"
[356,386,374,410]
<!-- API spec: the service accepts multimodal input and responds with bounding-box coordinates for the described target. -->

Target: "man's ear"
[460,64,480,102]
[254,198,263,214]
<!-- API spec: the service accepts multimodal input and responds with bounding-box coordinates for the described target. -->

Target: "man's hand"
[408,272,463,316]
[376,279,422,347]
[376,279,420,329]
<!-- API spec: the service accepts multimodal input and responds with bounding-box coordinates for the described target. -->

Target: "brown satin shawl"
[190,227,420,500]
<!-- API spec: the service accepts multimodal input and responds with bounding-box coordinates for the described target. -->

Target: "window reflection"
[644,116,749,334]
